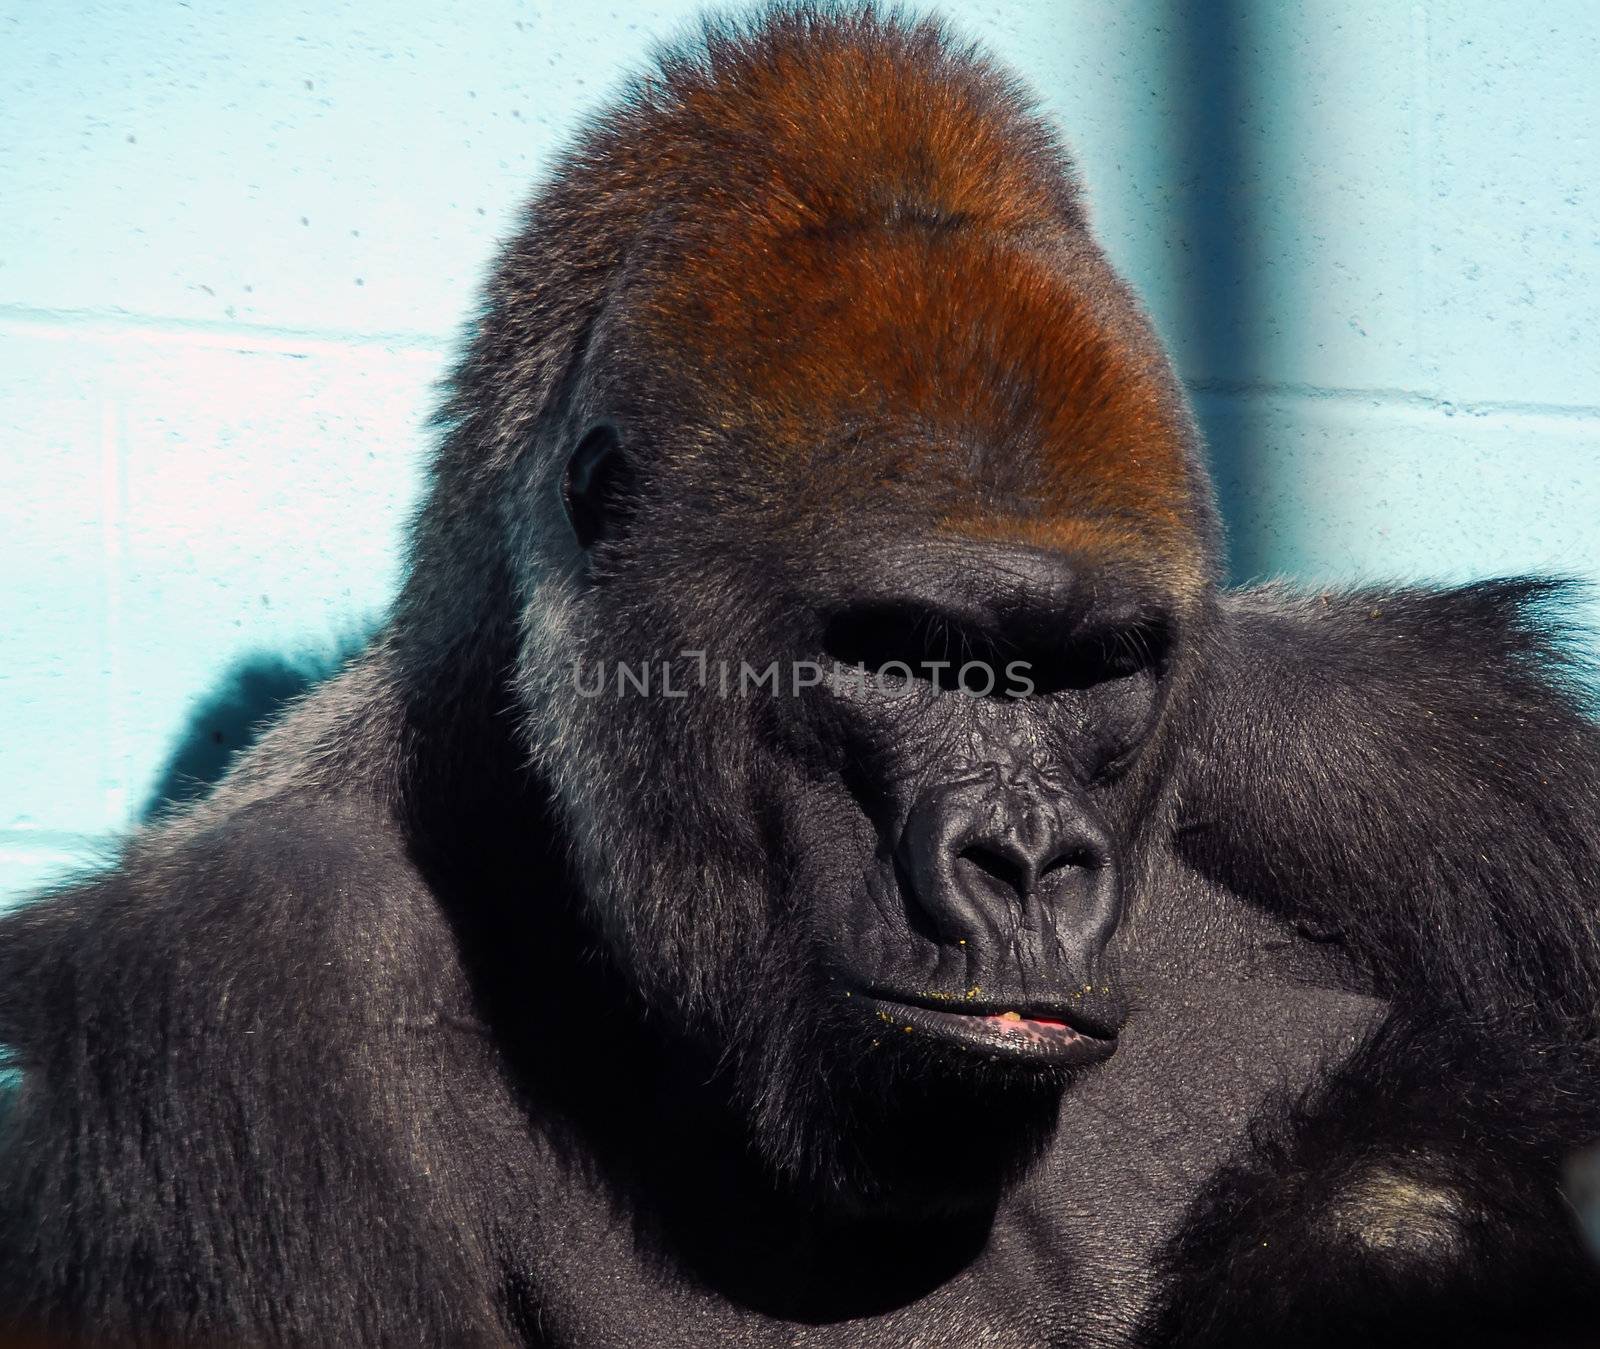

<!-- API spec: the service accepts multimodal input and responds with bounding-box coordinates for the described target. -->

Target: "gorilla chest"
[520,977,1382,1349]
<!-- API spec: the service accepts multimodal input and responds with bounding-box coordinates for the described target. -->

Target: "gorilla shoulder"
[1189,577,1600,1029]
[0,794,470,1064]
[0,793,528,1344]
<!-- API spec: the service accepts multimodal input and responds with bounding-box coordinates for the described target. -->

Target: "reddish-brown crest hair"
[455,4,1217,596]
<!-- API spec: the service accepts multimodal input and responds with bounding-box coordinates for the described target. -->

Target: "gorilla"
[3,6,1600,1346]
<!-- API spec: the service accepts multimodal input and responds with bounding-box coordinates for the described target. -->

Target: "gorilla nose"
[897,771,1121,949]
[958,831,1088,905]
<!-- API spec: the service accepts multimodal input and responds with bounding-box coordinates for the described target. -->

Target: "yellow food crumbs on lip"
[999,1011,1023,1022]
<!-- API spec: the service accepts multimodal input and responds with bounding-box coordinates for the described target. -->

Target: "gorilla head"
[421,7,1220,1216]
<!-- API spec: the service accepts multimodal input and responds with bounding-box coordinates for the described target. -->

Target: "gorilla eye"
[563,423,632,551]
[823,604,986,683]
[1028,620,1172,696]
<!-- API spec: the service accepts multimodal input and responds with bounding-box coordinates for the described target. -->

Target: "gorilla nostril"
[1040,846,1103,880]
[957,843,1030,899]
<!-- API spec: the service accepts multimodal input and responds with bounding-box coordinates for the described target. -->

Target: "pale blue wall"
[2,2,1598,902]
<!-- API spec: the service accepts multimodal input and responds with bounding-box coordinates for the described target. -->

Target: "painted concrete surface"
[2,2,1597,901]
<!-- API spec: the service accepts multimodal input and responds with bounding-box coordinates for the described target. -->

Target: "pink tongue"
[988,1011,1069,1030]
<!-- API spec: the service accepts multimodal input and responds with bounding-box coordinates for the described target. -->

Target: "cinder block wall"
[3,2,1598,903]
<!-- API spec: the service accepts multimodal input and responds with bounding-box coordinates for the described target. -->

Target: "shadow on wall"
[139,635,372,823]
[1172,0,1270,584]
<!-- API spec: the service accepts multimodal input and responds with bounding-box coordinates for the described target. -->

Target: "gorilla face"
[795,537,1169,1066]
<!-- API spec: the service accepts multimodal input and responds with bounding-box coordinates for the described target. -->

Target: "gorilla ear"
[562,423,631,552]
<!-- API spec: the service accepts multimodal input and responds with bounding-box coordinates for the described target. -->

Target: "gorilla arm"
[1154,578,1600,1347]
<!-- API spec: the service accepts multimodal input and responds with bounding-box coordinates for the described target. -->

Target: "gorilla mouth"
[856,993,1119,1068]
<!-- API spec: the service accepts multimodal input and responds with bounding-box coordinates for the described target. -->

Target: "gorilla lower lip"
[860,997,1117,1067]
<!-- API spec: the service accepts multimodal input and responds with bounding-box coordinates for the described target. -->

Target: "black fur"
[3,6,1599,1347]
